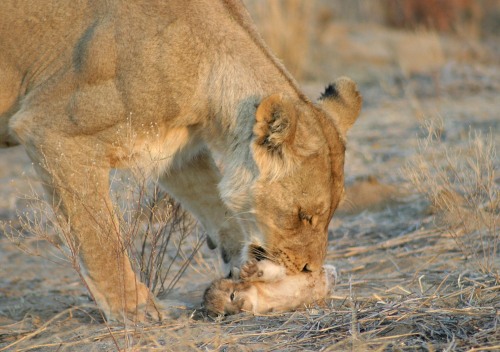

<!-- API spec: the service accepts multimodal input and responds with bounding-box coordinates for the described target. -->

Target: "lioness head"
[220,77,361,274]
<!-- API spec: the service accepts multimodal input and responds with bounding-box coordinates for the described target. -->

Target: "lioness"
[204,259,337,316]
[0,0,361,322]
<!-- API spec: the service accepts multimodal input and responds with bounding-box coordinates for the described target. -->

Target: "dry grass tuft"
[3,171,204,297]
[111,175,201,297]
[405,118,499,275]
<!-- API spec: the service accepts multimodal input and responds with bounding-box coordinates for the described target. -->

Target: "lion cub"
[204,260,337,316]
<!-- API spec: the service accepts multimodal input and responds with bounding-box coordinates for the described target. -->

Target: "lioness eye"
[230,292,235,301]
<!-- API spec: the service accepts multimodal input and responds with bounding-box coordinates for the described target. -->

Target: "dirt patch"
[339,175,403,214]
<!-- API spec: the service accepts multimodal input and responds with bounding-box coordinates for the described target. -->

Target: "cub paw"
[240,259,263,281]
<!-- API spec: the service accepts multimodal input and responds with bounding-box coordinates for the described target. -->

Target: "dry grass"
[111,174,202,297]
[405,119,499,275]
[2,222,499,351]
[2,157,499,351]
[1,169,204,295]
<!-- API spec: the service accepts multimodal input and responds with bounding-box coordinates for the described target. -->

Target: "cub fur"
[204,260,337,316]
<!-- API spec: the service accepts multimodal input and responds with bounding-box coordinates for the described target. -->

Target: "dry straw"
[404,118,498,275]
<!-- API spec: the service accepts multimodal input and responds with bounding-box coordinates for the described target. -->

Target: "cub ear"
[318,77,362,140]
[252,94,299,176]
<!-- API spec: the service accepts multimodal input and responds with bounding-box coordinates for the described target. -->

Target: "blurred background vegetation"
[244,0,499,85]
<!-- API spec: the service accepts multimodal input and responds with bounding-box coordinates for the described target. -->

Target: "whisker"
[221,210,257,225]
[340,197,357,212]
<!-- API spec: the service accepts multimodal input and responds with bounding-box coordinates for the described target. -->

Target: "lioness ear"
[254,94,297,150]
[252,94,298,176]
[318,77,362,140]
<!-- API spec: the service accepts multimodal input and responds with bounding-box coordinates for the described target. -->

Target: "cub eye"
[230,292,235,301]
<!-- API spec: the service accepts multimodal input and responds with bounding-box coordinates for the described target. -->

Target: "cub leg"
[158,150,245,273]
[25,137,161,323]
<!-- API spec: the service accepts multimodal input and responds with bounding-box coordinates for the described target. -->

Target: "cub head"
[221,77,362,275]
[203,278,252,317]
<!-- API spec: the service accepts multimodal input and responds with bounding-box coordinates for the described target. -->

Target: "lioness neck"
[195,8,306,156]
[183,1,316,249]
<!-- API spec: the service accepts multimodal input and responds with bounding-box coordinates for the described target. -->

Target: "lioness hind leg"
[159,150,245,273]
[24,136,161,323]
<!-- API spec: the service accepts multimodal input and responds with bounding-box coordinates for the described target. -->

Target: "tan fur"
[204,261,337,316]
[0,0,361,322]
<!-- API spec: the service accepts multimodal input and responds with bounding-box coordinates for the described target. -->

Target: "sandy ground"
[0,21,499,351]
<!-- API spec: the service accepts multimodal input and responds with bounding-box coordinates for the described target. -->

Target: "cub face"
[203,278,253,317]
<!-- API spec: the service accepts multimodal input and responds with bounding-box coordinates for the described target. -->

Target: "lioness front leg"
[159,150,245,273]
[25,137,161,323]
